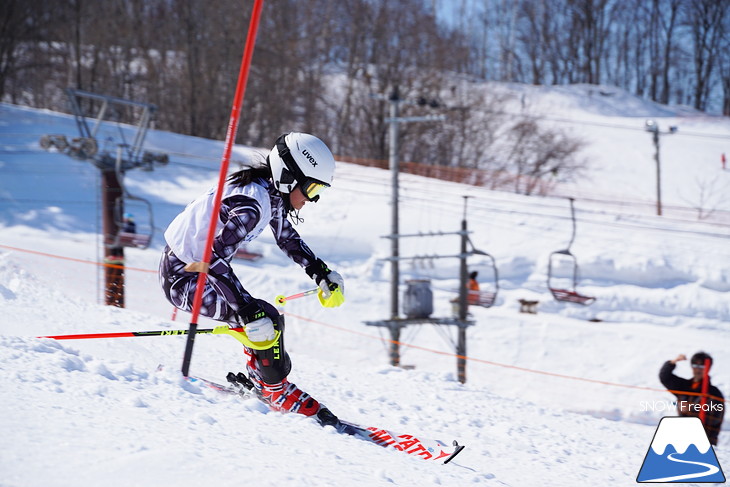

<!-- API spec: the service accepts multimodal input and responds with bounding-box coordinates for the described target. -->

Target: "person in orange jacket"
[467,271,480,305]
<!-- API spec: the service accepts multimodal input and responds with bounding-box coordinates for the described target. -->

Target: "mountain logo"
[637,416,725,483]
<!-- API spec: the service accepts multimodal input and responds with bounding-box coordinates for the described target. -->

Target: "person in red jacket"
[659,351,725,445]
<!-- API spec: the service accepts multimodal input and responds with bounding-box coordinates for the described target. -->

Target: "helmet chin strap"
[289,208,304,225]
[281,191,304,225]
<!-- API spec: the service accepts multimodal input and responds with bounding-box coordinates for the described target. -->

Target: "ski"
[334,420,465,464]
[195,371,466,464]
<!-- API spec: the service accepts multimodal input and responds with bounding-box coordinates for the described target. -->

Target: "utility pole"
[456,196,471,383]
[645,120,677,216]
[389,86,401,322]
[650,125,662,216]
[381,85,446,366]
[383,86,446,319]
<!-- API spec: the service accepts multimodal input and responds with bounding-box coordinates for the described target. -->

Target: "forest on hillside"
[2,0,729,194]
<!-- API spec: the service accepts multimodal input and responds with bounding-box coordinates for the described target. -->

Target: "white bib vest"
[164,181,271,264]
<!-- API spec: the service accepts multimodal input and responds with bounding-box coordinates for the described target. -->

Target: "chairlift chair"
[547,198,595,305]
[471,251,499,308]
[467,240,499,308]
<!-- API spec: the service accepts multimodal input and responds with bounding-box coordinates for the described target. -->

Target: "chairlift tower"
[39,89,168,307]
[364,196,497,384]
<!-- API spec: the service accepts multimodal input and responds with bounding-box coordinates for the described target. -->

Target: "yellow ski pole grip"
[317,287,345,308]
[212,325,280,350]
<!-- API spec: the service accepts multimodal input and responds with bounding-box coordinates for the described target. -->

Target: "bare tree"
[498,118,586,195]
[713,2,730,116]
[680,175,730,220]
[5,0,729,177]
[657,0,682,104]
[518,0,549,85]
[684,0,728,111]
[0,0,61,103]
[567,0,616,84]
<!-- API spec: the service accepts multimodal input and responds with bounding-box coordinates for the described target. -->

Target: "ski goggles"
[300,179,329,202]
[691,363,706,369]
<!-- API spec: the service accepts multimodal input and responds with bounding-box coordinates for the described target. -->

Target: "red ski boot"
[246,371,339,426]
[257,378,321,415]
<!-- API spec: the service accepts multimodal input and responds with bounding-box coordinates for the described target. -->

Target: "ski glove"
[238,299,278,343]
[305,258,345,307]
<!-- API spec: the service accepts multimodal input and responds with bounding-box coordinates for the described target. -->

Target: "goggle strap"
[279,167,295,185]
[276,136,305,186]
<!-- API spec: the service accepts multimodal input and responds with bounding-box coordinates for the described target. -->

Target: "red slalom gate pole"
[699,357,711,425]
[181,0,265,377]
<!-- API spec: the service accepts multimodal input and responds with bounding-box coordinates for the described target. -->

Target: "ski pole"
[37,327,244,341]
[275,288,318,306]
[38,325,279,351]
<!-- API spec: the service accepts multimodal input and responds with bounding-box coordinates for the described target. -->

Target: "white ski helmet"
[268,132,335,201]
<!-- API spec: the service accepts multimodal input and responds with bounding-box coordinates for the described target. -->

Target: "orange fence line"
[2,242,723,403]
[0,243,157,273]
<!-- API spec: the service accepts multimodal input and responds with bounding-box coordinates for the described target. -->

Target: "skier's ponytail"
[227,164,271,186]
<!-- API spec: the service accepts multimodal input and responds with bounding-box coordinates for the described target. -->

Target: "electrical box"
[403,279,433,319]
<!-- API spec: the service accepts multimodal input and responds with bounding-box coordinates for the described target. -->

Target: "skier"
[159,132,345,426]
[659,351,725,445]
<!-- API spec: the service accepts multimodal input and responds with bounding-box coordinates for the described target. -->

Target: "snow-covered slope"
[0,84,728,486]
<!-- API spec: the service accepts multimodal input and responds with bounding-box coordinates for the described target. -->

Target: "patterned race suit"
[159,176,320,383]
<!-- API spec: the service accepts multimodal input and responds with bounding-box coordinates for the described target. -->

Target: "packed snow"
[1,83,729,486]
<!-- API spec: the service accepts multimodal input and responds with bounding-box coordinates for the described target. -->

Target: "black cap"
[691,351,713,366]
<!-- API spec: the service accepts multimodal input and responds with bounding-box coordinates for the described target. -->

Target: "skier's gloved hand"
[306,259,345,298]
[305,258,345,307]
[238,299,278,343]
